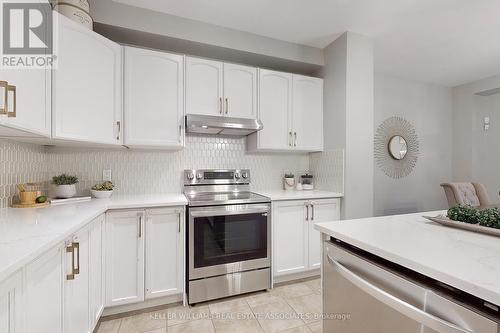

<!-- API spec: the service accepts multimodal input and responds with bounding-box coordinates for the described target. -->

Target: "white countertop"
[0,194,187,282]
[315,211,500,306]
[255,190,343,201]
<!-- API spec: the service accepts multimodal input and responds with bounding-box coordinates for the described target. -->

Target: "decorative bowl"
[91,190,113,199]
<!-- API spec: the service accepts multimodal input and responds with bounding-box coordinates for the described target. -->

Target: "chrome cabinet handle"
[73,242,80,275]
[178,212,181,233]
[326,255,472,333]
[7,85,16,118]
[294,132,297,147]
[306,204,309,221]
[0,81,7,115]
[66,244,75,280]
[289,132,292,147]
[225,98,229,115]
[219,97,223,114]
[116,121,121,140]
[311,204,314,221]
[178,124,182,143]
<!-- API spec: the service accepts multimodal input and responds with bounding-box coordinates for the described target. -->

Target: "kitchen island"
[315,211,500,332]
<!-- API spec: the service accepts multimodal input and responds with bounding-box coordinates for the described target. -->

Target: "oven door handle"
[190,205,270,217]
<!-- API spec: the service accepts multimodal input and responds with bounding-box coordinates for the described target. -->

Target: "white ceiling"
[113,0,500,87]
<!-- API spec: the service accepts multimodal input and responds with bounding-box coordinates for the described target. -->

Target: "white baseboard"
[273,269,320,285]
[102,293,183,317]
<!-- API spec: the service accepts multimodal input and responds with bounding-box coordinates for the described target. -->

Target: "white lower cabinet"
[273,198,340,278]
[89,216,105,328]
[64,226,90,333]
[25,246,64,333]
[105,210,145,307]
[145,208,184,299]
[0,271,23,333]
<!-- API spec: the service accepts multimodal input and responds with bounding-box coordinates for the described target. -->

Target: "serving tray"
[423,215,500,237]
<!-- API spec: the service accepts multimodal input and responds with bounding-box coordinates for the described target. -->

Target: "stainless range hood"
[185,114,263,136]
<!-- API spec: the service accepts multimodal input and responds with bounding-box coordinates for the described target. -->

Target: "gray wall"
[321,32,374,219]
[452,74,500,201]
[374,75,452,216]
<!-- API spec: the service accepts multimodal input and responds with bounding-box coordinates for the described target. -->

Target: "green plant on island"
[52,174,79,185]
[91,181,114,191]
[447,205,500,229]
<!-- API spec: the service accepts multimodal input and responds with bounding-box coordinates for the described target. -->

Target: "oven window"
[193,213,268,268]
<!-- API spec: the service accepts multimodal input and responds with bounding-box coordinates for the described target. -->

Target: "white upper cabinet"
[248,69,292,151]
[124,47,184,148]
[185,57,223,116]
[248,70,324,153]
[52,13,123,145]
[222,63,257,119]
[105,210,145,307]
[145,208,184,299]
[292,75,324,151]
[0,66,51,137]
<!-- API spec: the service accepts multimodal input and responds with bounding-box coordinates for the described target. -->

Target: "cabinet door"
[0,271,23,333]
[64,227,90,333]
[273,200,308,276]
[105,210,144,306]
[223,63,257,119]
[255,69,292,150]
[89,215,104,330]
[292,75,323,152]
[308,199,340,269]
[0,66,51,137]
[25,246,63,333]
[145,207,184,299]
[124,47,184,148]
[185,57,223,116]
[53,13,122,145]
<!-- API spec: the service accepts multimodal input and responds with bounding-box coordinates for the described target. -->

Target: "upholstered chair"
[440,182,491,208]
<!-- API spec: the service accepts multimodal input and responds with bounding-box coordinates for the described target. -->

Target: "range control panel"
[184,169,250,185]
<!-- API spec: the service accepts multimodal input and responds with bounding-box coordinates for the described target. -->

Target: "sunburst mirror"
[374,116,419,179]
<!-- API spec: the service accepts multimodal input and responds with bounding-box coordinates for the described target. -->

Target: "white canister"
[54,4,93,30]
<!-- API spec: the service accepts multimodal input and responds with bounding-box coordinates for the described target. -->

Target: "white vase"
[91,190,113,199]
[54,184,76,198]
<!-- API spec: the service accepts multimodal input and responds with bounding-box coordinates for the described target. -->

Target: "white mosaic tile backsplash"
[310,149,345,193]
[46,135,310,196]
[0,139,48,208]
[0,136,344,208]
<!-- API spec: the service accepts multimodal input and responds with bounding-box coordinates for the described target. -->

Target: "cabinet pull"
[116,121,121,140]
[219,97,223,114]
[225,98,229,115]
[73,242,80,275]
[294,132,297,147]
[306,204,310,221]
[178,212,181,233]
[0,81,7,115]
[7,85,16,118]
[138,214,143,238]
[178,124,182,143]
[66,244,75,280]
[289,132,292,147]
[311,204,315,221]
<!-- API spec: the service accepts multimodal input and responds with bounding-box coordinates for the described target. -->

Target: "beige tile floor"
[97,278,322,333]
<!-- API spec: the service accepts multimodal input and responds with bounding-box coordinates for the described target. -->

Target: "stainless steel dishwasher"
[323,239,500,333]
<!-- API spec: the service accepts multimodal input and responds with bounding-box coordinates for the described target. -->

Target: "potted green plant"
[52,174,78,198]
[91,181,114,199]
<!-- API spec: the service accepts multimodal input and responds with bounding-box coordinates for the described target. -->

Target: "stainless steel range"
[184,169,271,304]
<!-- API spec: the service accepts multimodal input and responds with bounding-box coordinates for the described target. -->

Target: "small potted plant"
[91,181,114,199]
[52,174,78,198]
[284,173,295,191]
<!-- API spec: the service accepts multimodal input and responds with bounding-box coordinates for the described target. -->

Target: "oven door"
[188,203,271,280]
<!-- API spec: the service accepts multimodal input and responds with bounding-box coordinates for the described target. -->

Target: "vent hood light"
[185,114,263,137]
